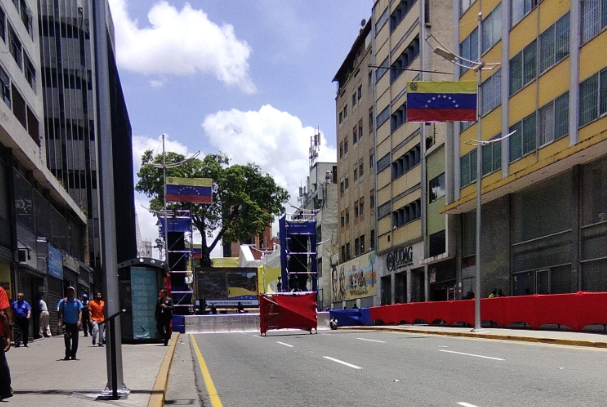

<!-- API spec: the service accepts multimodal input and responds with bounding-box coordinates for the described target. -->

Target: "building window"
[481,4,502,54]
[354,237,360,256]
[391,36,420,83]
[353,125,358,144]
[482,136,502,176]
[429,173,446,203]
[0,66,10,108]
[354,200,359,219]
[369,108,374,132]
[346,243,351,261]
[19,0,32,37]
[8,24,22,69]
[339,111,343,124]
[429,230,446,257]
[359,197,364,219]
[339,142,344,159]
[511,0,539,28]
[341,245,346,262]
[509,40,537,96]
[341,211,345,227]
[376,105,390,128]
[540,92,569,146]
[344,137,349,154]
[581,0,607,43]
[359,235,365,254]
[539,13,570,74]
[579,68,607,127]
[392,199,421,229]
[459,28,478,76]
[352,93,357,107]
[481,69,501,115]
[24,52,35,89]
[376,57,389,83]
[370,229,375,250]
[460,149,477,187]
[345,208,350,225]
[358,119,363,141]
[369,152,374,169]
[390,0,417,32]
[392,144,421,180]
[509,112,537,162]
[354,166,358,181]
[0,7,6,42]
[345,177,349,190]
[358,85,362,100]
[340,179,344,195]
[359,159,364,178]
[370,190,375,214]
[343,104,348,119]
[391,102,407,131]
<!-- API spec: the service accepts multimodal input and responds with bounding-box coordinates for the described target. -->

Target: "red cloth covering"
[259,292,317,335]
[369,292,607,332]
[0,288,8,336]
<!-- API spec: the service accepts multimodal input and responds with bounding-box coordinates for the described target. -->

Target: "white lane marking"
[457,402,479,407]
[440,349,504,361]
[357,338,386,343]
[323,356,363,370]
[276,341,294,347]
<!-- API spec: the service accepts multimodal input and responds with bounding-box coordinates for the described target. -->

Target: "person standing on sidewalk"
[38,295,51,338]
[57,287,83,360]
[88,292,105,347]
[11,293,31,348]
[0,286,13,399]
[155,289,173,346]
[81,293,91,337]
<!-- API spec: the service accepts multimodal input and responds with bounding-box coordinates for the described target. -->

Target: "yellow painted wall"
[579,31,607,80]
[579,116,607,143]
[538,59,570,106]
[510,9,539,57]
[377,168,391,191]
[393,219,422,245]
[538,0,570,32]
[377,135,391,158]
[509,84,537,125]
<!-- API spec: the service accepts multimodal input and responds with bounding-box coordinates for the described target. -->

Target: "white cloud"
[202,104,337,212]
[108,0,256,93]
[149,79,166,88]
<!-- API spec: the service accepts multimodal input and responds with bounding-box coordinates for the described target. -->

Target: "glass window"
[482,4,502,54]
[554,92,569,139]
[579,73,599,126]
[509,121,523,162]
[0,65,10,108]
[539,102,555,146]
[522,112,536,156]
[429,174,445,203]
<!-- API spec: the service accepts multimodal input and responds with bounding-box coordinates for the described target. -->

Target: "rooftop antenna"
[309,127,320,168]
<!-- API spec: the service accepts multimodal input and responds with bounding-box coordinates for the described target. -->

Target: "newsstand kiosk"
[118,257,168,343]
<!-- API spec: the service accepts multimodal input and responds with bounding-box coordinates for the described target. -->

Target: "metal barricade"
[184,312,331,333]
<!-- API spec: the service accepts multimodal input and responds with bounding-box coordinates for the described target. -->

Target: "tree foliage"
[136,151,289,265]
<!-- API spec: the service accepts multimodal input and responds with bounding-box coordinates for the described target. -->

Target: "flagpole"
[163,134,169,264]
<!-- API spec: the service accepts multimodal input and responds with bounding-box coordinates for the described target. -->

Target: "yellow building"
[443,0,607,296]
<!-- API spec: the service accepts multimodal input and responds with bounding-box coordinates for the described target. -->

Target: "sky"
[108,0,373,257]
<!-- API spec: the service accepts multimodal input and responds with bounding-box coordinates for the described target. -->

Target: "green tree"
[136,151,289,266]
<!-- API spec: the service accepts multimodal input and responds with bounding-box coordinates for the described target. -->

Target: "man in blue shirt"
[11,293,31,348]
[57,287,83,360]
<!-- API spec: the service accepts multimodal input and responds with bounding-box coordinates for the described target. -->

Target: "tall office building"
[370,0,455,306]
[444,0,607,297]
[38,0,137,289]
[0,0,88,334]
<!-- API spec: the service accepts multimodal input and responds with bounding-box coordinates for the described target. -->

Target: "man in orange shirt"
[0,286,13,399]
[88,292,105,347]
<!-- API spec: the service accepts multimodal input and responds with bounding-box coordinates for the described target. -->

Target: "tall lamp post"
[433,4,498,332]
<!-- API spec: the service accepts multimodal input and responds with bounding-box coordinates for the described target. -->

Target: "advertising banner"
[331,251,377,302]
[197,267,259,306]
[130,267,158,339]
[47,245,63,280]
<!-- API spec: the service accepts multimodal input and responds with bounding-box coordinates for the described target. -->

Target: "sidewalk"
[341,325,607,348]
[5,331,177,406]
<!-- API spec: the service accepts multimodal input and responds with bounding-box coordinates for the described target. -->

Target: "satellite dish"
[361,19,366,27]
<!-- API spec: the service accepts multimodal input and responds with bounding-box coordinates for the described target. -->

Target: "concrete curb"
[342,326,607,349]
[148,333,180,407]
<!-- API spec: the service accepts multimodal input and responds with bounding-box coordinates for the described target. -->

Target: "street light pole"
[473,6,485,332]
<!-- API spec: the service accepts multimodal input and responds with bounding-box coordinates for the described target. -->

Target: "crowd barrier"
[182,312,331,333]
[368,292,607,332]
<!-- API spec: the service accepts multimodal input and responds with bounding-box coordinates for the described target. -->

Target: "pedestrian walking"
[11,293,31,348]
[38,295,51,338]
[57,287,83,360]
[88,292,105,347]
[81,293,91,337]
[0,286,13,399]
[155,289,173,346]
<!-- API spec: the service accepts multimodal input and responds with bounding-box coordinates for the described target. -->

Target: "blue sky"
[108,0,373,255]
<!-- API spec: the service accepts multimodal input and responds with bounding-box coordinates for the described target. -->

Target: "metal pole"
[92,0,128,395]
[473,3,485,332]
[163,134,168,264]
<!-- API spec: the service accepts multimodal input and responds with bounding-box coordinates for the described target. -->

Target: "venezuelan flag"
[406,81,477,122]
[166,177,213,204]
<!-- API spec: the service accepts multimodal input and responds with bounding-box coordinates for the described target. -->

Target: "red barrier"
[259,292,317,335]
[369,292,607,331]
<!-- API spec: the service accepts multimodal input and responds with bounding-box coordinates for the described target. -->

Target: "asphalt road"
[167,330,607,407]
